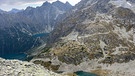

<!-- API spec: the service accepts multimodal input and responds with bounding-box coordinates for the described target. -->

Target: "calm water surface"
[1,53,27,60]
[75,71,98,76]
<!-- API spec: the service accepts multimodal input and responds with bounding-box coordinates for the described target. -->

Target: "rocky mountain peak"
[54,0,62,3]
[52,0,72,11]
[0,9,3,12]
[9,8,22,13]
[52,1,66,7]
[0,9,6,14]
[127,0,135,3]
[65,1,71,6]
[42,1,51,6]
[25,6,34,11]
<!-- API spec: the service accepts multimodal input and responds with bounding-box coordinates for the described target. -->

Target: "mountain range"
[31,0,135,75]
[1,0,135,76]
[0,1,72,56]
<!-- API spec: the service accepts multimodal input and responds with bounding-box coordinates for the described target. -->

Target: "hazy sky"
[0,0,81,11]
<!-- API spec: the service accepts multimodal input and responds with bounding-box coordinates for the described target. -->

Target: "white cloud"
[0,0,53,5]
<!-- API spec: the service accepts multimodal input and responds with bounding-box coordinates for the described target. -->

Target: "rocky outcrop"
[0,58,66,76]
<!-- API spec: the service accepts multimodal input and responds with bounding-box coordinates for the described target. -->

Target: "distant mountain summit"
[52,0,72,11]
[17,1,72,33]
[127,0,135,3]
[0,9,3,12]
[0,9,6,14]
[9,9,22,13]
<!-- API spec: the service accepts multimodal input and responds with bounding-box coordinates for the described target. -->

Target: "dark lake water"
[0,33,48,61]
[1,53,27,61]
[75,71,98,76]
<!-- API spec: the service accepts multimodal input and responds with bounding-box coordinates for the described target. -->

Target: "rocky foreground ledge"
[0,58,66,76]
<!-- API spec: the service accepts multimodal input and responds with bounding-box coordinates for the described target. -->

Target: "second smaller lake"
[75,71,98,76]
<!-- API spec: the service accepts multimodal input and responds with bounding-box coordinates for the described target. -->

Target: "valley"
[1,0,135,76]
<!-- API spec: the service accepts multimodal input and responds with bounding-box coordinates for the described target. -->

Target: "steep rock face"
[0,10,43,56]
[33,0,135,74]
[0,58,65,76]
[17,1,72,33]
[0,1,72,56]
